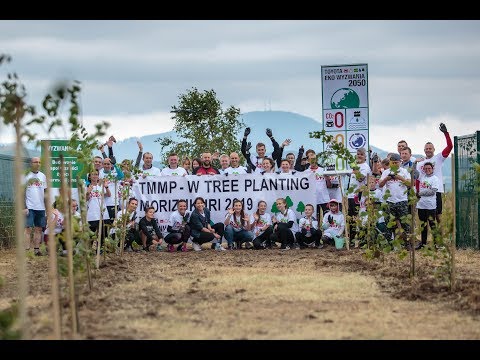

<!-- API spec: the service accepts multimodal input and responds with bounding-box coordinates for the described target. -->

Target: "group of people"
[22,123,452,255]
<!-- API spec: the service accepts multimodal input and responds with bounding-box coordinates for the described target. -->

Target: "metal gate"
[454,131,480,249]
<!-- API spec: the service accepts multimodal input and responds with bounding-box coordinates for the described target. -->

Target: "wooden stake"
[60,155,78,336]
[338,175,350,250]
[14,115,28,339]
[42,141,62,339]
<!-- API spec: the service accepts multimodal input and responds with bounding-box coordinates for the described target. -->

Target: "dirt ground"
[1,245,479,340]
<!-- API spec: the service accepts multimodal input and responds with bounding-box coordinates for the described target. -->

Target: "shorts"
[25,209,46,228]
[436,192,443,215]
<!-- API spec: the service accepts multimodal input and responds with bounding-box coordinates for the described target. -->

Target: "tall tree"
[156,87,244,162]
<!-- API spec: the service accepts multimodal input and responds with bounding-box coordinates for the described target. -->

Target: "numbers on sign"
[334,112,344,128]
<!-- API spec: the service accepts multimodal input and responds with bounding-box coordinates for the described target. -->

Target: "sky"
[0,20,479,154]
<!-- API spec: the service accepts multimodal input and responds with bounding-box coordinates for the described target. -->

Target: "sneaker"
[167,244,175,252]
[227,244,234,250]
[126,246,133,253]
[192,242,202,251]
[415,243,424,250]
[293,243,300,250]
[215,243,226,251]
[245,242,253,250]
[181,243,188,252]
[317,244,324,249]
[176,244,183,252]
[280,246,290,251]
[34,249,44,256]
[156,244,163,252]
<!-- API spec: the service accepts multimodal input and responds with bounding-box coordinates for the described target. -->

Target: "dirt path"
[1,247,479,339]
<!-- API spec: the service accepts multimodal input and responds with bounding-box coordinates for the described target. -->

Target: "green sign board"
[41,139,84,188]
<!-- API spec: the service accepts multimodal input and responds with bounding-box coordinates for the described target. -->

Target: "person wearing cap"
[321,199,345,246]
[379,153,412,245]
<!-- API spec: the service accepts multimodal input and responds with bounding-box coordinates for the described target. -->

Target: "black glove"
[372,152,378,162]
[439,123,448,133]
[266,128,273,138]
[328,215,334,225]
[246,141,252,153]
[244,127,251,137]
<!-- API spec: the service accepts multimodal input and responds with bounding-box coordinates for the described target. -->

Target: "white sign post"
[321,64,369,171]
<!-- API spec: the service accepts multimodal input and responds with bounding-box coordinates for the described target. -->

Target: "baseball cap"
[390,153,401,161]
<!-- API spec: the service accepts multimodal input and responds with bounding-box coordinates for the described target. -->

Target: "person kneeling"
[139,206,163,251]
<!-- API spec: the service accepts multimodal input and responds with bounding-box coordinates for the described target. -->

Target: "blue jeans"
[224,226,253,246]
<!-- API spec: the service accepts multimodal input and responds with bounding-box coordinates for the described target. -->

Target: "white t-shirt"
[224,166,248,175]
[161,166,187,177]
[274,208,299,234]
[305,166,330,205]
[416,174,440,210]
[358,189,385,224]
[45,211,64,235]
[322,211,345,237]
[250,153,273,174]
[24,171,47,210]
[110,209,139,235]
[139,166,161,178]
[249,212,272,237]
[379,167,411,203]
[103,178,121,207]
[348,162,371,199]
[86,185,110,222]
[327,175,343,202]
[298,216,319,236]
[167,210,190,232]
[224,212,249,232]
[416,153,446,193]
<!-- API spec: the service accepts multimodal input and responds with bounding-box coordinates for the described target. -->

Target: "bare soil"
[1,246,479,340]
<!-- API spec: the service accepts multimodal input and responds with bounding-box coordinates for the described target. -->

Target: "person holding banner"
[224,199,254,250]
[86,170,111,248]
[193,153,220,176]
[189,197,225,251]
[271,198,299,250]
[250,200,274,250]
[164,199,191,252]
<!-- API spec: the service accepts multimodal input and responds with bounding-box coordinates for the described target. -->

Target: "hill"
[0,110,452,190]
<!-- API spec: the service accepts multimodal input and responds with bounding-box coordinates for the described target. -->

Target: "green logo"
[330,88,360,109]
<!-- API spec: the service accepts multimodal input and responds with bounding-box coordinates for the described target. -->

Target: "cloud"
[81,112,175,142]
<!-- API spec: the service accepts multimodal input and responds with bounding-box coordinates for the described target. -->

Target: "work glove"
[439,123,448,133]
[244,127,251,137]
[266,128,273,138]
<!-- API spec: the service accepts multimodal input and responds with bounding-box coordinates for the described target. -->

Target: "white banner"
[131,173,316,235]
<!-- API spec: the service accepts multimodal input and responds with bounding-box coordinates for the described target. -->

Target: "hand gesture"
[372,152,378,162]
[228,208,235,215]
[266,128,273,138]
[253,213,259,222]
[137,140,143,152]
[243,214,250,223]
[103,178,109,187]
[299,145,304,152]
[97,142,105,151]
[109,135,117,143]
[281,139,291,148]
[106,140,114,148]
[244,127,251,137]
[246,141,252,152]
[328,215,334,225]
[439,123,448,133]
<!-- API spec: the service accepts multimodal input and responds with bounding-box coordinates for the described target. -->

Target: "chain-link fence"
[0,154,30,248]
[454,131,480,249]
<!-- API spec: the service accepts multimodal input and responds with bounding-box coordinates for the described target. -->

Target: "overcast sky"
[1,20,479,154]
